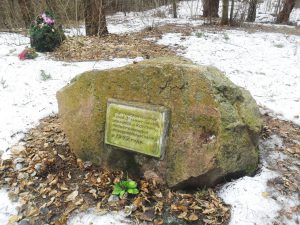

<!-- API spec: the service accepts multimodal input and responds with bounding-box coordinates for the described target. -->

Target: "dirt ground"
[1,22,299,225]
[0,115,230,225]
[0,109,299,224]
[52,22,300,62]
[261,113,300,224]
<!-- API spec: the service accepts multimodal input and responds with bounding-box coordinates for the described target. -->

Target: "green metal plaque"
[105,99,169,158]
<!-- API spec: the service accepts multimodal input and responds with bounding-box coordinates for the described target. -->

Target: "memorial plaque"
[105,99,169,158]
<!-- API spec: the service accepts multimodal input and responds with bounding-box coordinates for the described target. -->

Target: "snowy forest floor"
[0,115,231,225]
[0,112,299,225]
[1,1,300,224]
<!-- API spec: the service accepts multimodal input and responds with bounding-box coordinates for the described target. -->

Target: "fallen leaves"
[52,34,175,62]
[261,115,300,223]
[0,115,231,224]
[188,213,199,221]
[169,189,230,224]
[66,190,78,202]
[7,215,20,225]
[261,192,269,198]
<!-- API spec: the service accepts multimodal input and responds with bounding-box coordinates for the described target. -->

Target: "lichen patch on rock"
[57,57,262,189]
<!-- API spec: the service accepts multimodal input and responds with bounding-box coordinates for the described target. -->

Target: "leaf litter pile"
[52,33,175,62]
[261,114,300,222]
[52,23,300,63]
[0,115,230,225]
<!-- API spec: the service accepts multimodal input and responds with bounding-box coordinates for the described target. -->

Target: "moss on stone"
[57,57,262,189]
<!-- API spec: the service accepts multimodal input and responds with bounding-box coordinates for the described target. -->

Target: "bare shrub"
[0,0,174,31]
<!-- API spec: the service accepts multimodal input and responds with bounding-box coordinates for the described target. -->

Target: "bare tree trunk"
[221,0,229,24]
[246,0,258,22]
[229,0,234,24]
[172,0,177,18]
[202,0,209,17]
[275,0,282,15]
[0,0,7,27]
[17,0,34,27]
[8,0,16,26]
[203,0,219,17]
[84,0,108,36]
[276,0,296,23]
[214,0,220,17]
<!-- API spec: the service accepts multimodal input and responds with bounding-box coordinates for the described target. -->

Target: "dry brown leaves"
[52,34,175,62]
[263,115,300,157]
[170,190,230,225]
[262,114,300,221]
[0,115,230,224]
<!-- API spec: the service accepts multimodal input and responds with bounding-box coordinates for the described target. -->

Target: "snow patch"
[0,189,19,225]
[0,33,143,156]
[219,167,280,225]
[0,1,300,223]
[157,31,300,125]
[68,210,130,225]
[0,32,143,222]
[219,135,300,225]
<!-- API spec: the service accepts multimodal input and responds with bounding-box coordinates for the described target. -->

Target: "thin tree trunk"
[17,0,34,28]
[276,0,296,24]
[275,0,281,15]
[172,0,177,18]
[0,0,7,27]
[203,0,219,17]
[246,0,258,22]
[202,0,209,17]
[221,0,229,24]
[214,0,220,17]
[8,0,16,27]
[84,0,108,36]
[229,0,234,24]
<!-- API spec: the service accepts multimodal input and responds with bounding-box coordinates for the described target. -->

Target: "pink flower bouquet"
[18,48,38,60]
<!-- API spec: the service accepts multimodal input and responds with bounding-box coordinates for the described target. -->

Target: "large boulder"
[56,57,262,189]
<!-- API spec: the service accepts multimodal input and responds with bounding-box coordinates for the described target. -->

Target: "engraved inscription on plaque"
[104,99,169,158]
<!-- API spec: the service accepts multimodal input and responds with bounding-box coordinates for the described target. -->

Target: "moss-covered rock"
[56,57,262,189]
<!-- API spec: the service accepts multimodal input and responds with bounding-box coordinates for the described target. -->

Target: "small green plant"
[195,188,208,199]
[274,43,284,48]
[40,70,52,81]
[0,77,7,88]
[223,33,230,41]
[195,32,203,38]
[112,180,139,198]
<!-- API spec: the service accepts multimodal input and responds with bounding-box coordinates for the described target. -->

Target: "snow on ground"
[219,134,300,225]
[258,0,300,25]
[0,0,300,224]
[0,189,19,224]
[65,1,205,36]
[156,28,300,225]
[157,28,300,223]
[0,33,143,156]
[157,30,300,125]
[68,210,131,225]
[0,32,142,224]
[65,0,300,38]
[219,167,280,224]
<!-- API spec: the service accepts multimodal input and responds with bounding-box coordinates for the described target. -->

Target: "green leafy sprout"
[40,70,52,81]
[223,33,230,41]
[195,32,204,38]
[112,180,139,198]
